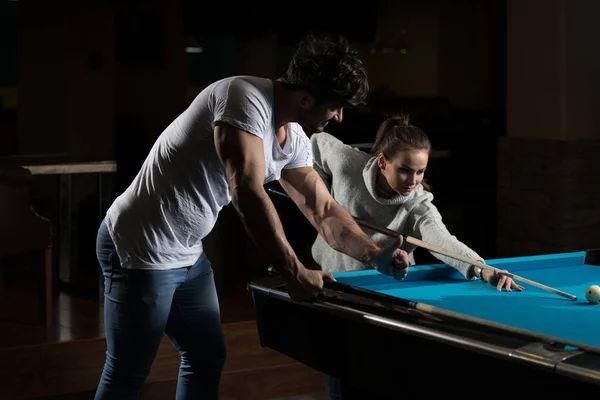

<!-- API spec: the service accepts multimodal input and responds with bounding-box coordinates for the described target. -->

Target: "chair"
[0,166,54,327]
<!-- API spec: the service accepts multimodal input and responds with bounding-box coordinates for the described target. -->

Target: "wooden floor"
[0,268,327,399]
[270,394,327,400]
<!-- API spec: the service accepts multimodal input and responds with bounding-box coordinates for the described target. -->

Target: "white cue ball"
[585,285,600,304]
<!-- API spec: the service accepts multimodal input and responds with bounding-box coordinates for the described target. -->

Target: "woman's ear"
[377,153,386,170]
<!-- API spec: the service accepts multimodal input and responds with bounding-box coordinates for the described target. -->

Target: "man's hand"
[372,236,410,281]
[284,266,335,301]
[482,268,524,292]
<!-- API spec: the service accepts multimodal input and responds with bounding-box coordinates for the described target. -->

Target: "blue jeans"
[327,375,342,400]
[327,376,380,399]
[94,221,226,399]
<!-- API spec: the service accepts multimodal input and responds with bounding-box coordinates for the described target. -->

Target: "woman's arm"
[310,132,348,192]
[412,211,485,280]
[413,210,523,291]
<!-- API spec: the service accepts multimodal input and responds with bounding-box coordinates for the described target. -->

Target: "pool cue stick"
[353,217,578,301]
[264,186,576,300]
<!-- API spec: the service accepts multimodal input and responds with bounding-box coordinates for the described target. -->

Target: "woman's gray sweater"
[310,132,483,279]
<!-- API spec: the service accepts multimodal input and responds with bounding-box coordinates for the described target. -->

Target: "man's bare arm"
[279,166,386,265]
[214,123,303,278]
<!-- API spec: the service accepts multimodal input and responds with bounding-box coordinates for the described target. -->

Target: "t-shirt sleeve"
[211,78,269,138]
[284,124,313,169]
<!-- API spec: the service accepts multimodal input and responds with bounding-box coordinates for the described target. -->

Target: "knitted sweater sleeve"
[411,206,485,280]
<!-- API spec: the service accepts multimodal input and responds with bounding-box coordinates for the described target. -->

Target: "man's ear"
[300,92,316,109]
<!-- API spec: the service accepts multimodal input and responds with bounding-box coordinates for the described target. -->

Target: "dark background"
[1,0,598,321]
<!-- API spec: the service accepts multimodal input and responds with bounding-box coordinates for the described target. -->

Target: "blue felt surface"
[333,251,600,350]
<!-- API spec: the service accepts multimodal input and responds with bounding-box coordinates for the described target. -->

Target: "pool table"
[248,249,600,396]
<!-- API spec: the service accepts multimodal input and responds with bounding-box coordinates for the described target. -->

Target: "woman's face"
[377,149,429,196]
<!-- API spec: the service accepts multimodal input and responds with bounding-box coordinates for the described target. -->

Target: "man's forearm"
[231,185,302,278]
[316,202,382,264]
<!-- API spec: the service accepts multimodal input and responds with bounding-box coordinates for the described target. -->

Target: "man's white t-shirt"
[104,76,313,270]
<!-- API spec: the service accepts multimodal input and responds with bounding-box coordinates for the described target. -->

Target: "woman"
[311,114,523,286]
[310,115,523,399]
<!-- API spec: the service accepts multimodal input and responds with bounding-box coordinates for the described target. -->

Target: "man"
[94,33,410,399]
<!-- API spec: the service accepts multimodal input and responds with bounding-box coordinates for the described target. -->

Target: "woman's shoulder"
[406,187,439,214]
[311,132,370,160]
[310,131,344,147]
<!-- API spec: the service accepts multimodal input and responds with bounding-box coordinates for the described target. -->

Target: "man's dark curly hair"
[280,33,369,108]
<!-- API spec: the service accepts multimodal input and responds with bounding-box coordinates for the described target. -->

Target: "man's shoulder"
[221,75,271,94]
[199,75,270,99]
[206,75,274,135]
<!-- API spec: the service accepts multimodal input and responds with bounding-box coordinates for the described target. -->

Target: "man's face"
[298,100,344,133]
